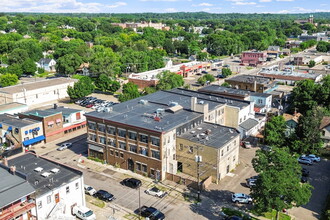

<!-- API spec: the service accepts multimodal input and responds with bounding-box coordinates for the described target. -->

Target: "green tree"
[221,82,231,87]
[197,74,215,85]
[264,116,287,147]
[252,148,312,216]
[6,64,23,77]
[118,82,140,102]
[56,53,83,75]
[0,73,18,87]
[67,77,94,100]
[8,48,29,65]
[22,59,37,75]
[90,47,121,77]
[222,68,232,77]
[95,74,120,93]
[308,60,315,68]
[156,71,184,90]
[143,86,157,95]
[294,108,323,154]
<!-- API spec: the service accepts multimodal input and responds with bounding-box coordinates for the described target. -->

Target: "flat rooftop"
[0,165,35,209]
[0,78,77,94]
[0,102,27,113]
[21,109,61,118]
[8,153,83,196]
[0,114,40,128]
[199,85,271,98]
[178,122,239,149]
[44,106,82,117]
[226,75,272,85]
[259,69,321,80]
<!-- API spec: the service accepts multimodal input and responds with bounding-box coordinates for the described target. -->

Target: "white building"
[8,153,85,220]
[0,78,77,106]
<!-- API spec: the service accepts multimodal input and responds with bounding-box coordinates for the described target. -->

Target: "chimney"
[3,157,8,167]
[253,80,257,92]
[10,166,16,174]
[191,97,197,111]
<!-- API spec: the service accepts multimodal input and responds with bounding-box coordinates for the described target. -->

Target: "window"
[88,122,96,130]
[258,99,263,104]
[38,201,42,209]
[189,146,194,153]
[136,162,141,171]
[173,154,176,160]
[120,152,124,158]
[115,151,119,157]
[108,138,116,147]
[179,144,183,151]
[98,123,105,133]
[107,126,116,135]
[129,144,137,153]
[233,156,236,162]
[140,147,148,156]
[173,134,176,140]
[119,141,126,150]
[89,134,96,142]
[99,136,106,144]
[151,136,160,146]
[221,150,224,156]
[227,146,229,151]
[47,195,51,204]
[66,186,70,194]
[75,182,79,190]
[110,150,114,155]
[139,134,148,143]
[128,131,137,140]
[118,129,126,138]
[151,150,160,160]
[142,164,147,173]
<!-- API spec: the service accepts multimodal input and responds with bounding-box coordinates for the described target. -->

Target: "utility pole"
[195,146,202,203]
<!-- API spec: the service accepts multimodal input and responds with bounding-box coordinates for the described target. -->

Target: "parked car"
[145,187,167,198]
[301,168,309,177]
[260,145,272,152]
[246,175,259,182]
[201,70,208,74]
[72,205,96,220]
[226,216,243,220]
[231,193,252,204]
[84,184,96,196]
[57,143,72,151]
[121,178,142,189]
[216,74,225,78]
[241,141,252,149]
[135,206,165,220]
[304,154,321,162]
[223,64,230,68]
[94,190,115,202]
[298,156,313,165]
[246,179,256,188]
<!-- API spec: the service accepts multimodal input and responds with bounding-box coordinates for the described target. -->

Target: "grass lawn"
[263,210,291,220]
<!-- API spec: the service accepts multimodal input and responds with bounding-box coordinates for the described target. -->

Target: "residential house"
[283,113,302,136]
[36,58,56,72]
[0,114,44,150]
[241,51,267,66]
[267,46,281,60]
[0,78,77,106]
[320,116,330,147]
[7,153,85,219]
[176,122,240,183]
[0,164,36,220]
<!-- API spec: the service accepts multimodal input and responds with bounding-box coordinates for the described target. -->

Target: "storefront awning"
[89,145,104,153]
[23,135,45,146]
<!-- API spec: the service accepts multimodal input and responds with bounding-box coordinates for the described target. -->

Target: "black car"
[94,190,115,202]
[121,178,142,189]
[302,168,309,177]
[136,206,165,220]
[216,74,225,78]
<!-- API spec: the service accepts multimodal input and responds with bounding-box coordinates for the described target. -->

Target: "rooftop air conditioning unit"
[34,167,43,172]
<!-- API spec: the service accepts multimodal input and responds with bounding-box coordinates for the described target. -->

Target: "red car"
[86,104,94,108]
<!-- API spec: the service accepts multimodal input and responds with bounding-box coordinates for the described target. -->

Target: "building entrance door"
[127,159,134,171]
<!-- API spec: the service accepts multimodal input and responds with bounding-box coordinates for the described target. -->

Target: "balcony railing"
[0,200,36,220]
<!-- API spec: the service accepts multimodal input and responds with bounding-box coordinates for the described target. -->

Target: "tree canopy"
[156,71,184,90]
[67,76,94,100]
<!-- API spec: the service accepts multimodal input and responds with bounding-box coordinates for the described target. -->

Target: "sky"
[0,0,329,14]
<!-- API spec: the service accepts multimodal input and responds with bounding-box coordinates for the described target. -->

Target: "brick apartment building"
[241,51,267,66]
[225,75,274,93]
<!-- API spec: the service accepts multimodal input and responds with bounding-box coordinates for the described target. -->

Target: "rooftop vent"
[190,130,196,134]
[169,102,179,107]
[139,100,148,105]
[41,172,51,178]
[198,100,205,105]
[50,168,60,173]
[34,167,43,172]
[156,108,165,115]
[197,127,202,130]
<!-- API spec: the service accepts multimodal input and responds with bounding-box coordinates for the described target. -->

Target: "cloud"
[259,0,272,2]
[233,1,257,5]
[140,0,179,1]
[276,0,295,1]
[192,2,213,7]
[320,4,327,6]
[0,0,127,13]
[164,8,178,12]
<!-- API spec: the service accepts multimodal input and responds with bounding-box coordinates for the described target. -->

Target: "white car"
[57,142,72,151]
[72,205,96,220]
[304,154,321,162]
[84,184,96,196]
[145,187,167,198]
[231,193,252,204]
